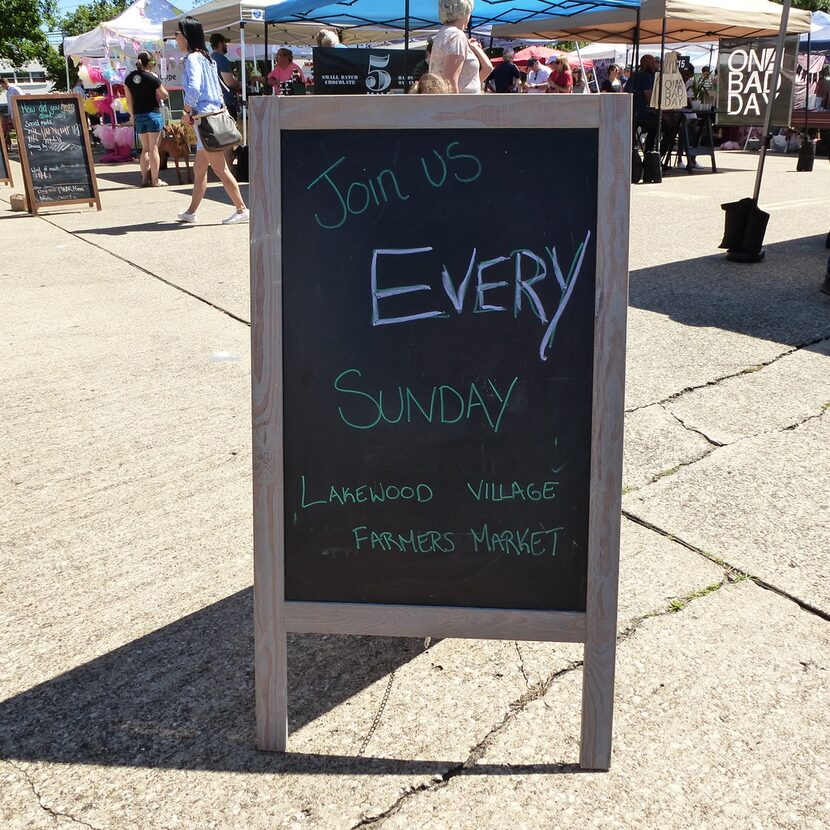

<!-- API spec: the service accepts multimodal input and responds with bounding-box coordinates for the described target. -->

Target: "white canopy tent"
[570,39,716,64]
[160,0,403,46]
[64,0,182,58]
[491,0,812,44]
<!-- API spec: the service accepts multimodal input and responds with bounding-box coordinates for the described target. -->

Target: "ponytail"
[136,51,154,71]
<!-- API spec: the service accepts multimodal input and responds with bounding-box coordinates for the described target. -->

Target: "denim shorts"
[134,111,164,134]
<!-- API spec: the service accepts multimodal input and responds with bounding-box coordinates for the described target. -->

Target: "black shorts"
[227,104,238,120]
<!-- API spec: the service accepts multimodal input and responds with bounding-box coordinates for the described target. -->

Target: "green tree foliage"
[774,0,830,13]
[0,0,58,65]
[59,0,130,38]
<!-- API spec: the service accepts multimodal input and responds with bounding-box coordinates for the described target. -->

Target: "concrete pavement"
[1,149,829,829]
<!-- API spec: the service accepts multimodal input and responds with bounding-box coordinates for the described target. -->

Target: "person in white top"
[524,57,551,93]
[429,0,493,94]
[1,78,23,148]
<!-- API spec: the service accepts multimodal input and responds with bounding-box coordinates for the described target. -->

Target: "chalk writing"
[333,369,518,432]
[352,525,456,553]
[16,96,94,204]
[301,475,433,507]
[370,232,591,360]
[467,480,559,502]
[307,140,482,230]
[470,524,562,557]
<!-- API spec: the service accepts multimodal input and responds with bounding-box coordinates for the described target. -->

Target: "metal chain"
[356,638,433,756]
[357,670,396,757]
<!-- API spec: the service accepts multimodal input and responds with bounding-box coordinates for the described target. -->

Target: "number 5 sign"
[366,53,392,93]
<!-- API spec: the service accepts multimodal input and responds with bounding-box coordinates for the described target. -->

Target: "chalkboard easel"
[0,131,12,187]
[251,94,630,770]
[13,93,101,215]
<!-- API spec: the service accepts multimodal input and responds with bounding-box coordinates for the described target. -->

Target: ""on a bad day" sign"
[717,36,798,126]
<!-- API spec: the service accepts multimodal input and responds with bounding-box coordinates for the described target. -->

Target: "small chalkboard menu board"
[12,93,100,214]
[250,95,629,769]
[0,131,12,186]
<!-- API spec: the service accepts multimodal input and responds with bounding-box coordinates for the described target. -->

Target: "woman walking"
[124,52,169,187]
[429,0,492,94]
[175,16,248,224]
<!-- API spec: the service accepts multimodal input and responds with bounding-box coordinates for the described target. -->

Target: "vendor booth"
[490,0,812,44]
[65,0,182,58]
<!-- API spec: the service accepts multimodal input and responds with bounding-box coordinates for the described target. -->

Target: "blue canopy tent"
[265,0,642,31]
[802,10,830,53]
[265,0,642,93]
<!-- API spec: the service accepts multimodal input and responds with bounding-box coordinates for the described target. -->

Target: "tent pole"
[404,0,411,91]
[240,21,247,145]
[574,41,597,92]
[64,40,71,91]
[264,21,269,95]
[633,8,641,71]
[805,29,811,129]
[654,16,667,165]
[752,0,791,203]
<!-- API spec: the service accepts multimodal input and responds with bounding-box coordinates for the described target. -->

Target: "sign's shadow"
[0,589,422,773]
[0,591,586,775]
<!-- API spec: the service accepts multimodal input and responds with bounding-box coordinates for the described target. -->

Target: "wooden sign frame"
[0,128,12,187]
[13,93,101,215]
[250,94,629,770]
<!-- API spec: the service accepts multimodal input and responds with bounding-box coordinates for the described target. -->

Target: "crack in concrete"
[350,658,585,829]
[659,403,724,448]
[624,331,830,416]
[781,404,829,433]
[351,572,752,828]
[622,512,830,623]
[624,403,829,495]
[4,759,102,830]
[36,215,251,328]
[513,641,532,689]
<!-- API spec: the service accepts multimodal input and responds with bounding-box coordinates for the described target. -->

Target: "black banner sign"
[13,94,100,213]
[717,37,799,126]
[313,47,425,95]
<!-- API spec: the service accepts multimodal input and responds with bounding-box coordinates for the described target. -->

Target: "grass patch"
[653,465,681,482]
[667,581,723,613]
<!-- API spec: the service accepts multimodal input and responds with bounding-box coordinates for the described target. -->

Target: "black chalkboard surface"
[0,133,11,186]
[281,128,598,612]
[13,94,100,213]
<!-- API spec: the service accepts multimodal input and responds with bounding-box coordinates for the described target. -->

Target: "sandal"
[151,180,169,187]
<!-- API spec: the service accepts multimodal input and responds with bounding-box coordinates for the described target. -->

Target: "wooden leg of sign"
[579,622,617,770]
[251,96,287,752]
[580,95,629,771]
[254,556,287,751]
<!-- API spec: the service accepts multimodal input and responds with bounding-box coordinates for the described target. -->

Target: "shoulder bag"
[194,107,242,152]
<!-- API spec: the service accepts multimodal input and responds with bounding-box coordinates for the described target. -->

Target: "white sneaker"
[177,212,197,223]
[223,209,250,225]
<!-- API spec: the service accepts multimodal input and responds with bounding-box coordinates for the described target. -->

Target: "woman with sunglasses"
[174,17,248,224]
[547,56,573,94]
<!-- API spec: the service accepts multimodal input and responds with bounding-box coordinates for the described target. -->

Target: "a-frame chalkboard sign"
[0,130,12,187]
[250,94,630,770]
[13,93,101,215]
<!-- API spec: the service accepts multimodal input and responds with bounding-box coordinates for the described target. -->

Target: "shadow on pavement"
[76,221,199,235]
[0,589,427,772]
[629,233,830,344]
